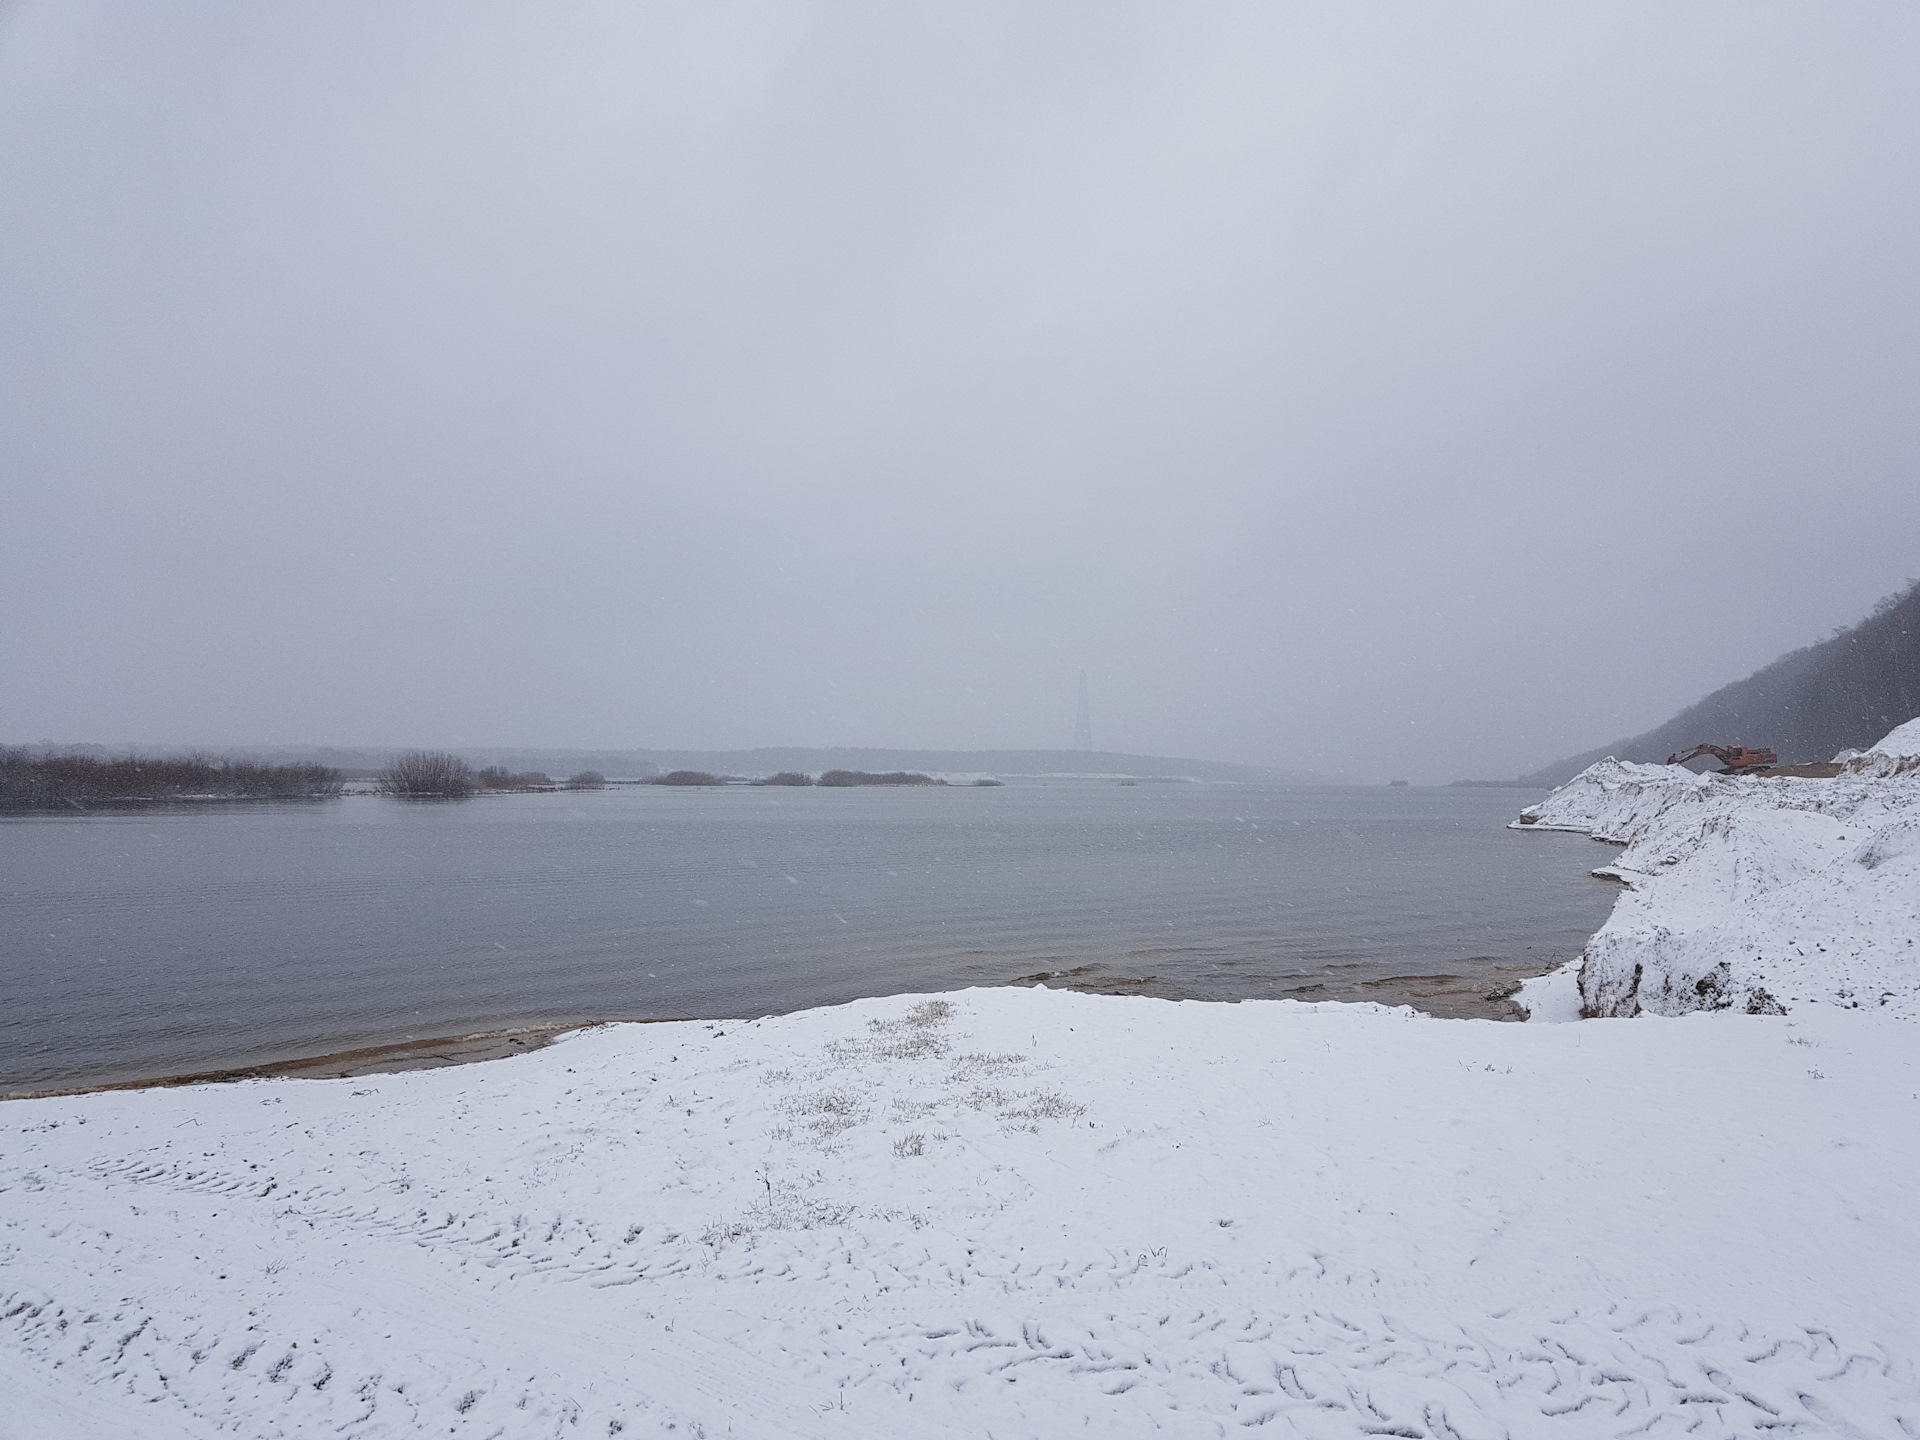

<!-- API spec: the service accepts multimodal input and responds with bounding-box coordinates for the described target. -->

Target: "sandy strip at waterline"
[0,1023,607,1102]
[1006,963,1554,1018]
[2,966,1555,1103]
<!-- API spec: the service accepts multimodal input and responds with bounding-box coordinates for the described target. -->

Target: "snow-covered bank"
[5,986,1919,1438]
[1514,722,1920,1019]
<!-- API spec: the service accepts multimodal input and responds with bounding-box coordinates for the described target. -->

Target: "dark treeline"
[0,750,342,811]
[1521,579,1920,785]
[1,750,984,808]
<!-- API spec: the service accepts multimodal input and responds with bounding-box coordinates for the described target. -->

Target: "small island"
[815,769,944,787]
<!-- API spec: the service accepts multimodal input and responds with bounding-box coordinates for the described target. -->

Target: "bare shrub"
[753,771,813,786]
[652,770,726,787]
[565,771,606,790]
[379,751,473,798]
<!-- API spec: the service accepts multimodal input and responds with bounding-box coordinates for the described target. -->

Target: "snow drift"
[1515,718,1920,1019]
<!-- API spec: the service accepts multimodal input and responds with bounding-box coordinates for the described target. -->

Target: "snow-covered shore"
[1514,718,1920,1020]
[7,726,1920,1437]
[5,984,1919,1437]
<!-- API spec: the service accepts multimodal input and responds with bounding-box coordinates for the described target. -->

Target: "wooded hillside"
[1520,581,1920,786]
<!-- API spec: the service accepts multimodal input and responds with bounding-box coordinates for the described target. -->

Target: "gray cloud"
[4,2,1917,779]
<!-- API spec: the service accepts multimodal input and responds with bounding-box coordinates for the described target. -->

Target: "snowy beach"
[5,988,1919,1438]
[4,729,1919,1437]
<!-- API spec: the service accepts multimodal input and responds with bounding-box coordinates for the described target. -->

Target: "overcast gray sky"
[4,2,1917,781]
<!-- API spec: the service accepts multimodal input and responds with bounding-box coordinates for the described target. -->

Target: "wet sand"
[0,1025,599,1102]
[1010,960,1554,1020]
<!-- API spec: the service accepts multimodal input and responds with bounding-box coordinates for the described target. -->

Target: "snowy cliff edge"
[1513,720,1920,1020]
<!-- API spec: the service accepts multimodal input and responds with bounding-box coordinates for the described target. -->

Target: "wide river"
[0,781,1615,1092]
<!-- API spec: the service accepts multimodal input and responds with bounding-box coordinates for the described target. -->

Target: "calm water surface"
[0,782,1615,1090]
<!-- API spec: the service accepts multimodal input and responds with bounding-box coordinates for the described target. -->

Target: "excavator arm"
[1667,744,1729,767]
[1666,744,1779,772]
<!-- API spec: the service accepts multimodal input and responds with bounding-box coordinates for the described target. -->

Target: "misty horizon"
[5,3,1917,782]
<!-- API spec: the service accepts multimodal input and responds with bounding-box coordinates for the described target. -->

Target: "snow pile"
[4,986,1918,1438]
[1512,756,1709,842]
[1850,715,1920,777]
[1518,720,1920,1019]
[1868,716,1920,757]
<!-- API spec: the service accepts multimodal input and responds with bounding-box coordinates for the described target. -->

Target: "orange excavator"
[1666,744,1779,773]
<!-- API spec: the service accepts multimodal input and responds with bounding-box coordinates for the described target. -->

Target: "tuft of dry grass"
[961,1085,1086,1132]
[867,1000,953,1033]
[1004,1092,1084,1122]
[962,1087,1015,1110]
[825,999,958,1065]
[948,1052,1028,1082]
[781,1088,867,1137]
[831,1030,948,1063]
[701,1194,854,1246]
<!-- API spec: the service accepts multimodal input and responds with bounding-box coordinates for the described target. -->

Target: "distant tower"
[1074,669,1093,752]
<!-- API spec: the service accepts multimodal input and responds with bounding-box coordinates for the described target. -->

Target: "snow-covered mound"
[1868,715,1920,757]
[1518,718,1920,1019]
[1851,714,1920,777]
[4,986,1918,1437]
[1512,756,1708,841]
